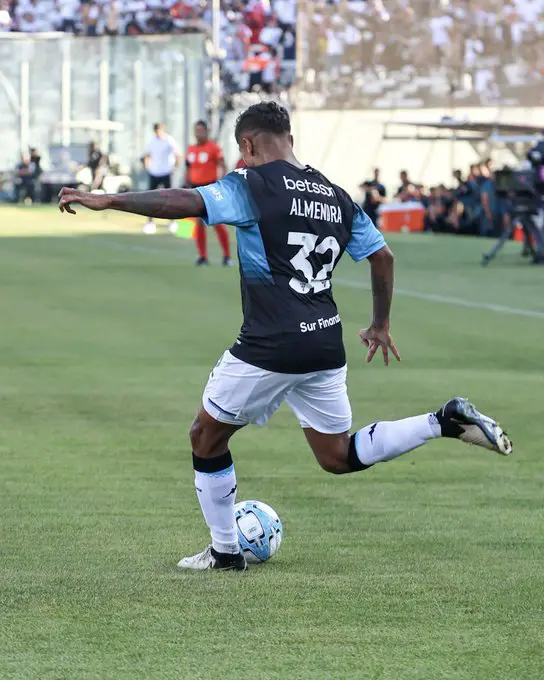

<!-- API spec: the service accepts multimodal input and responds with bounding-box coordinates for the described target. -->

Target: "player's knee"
[316,453,348,475]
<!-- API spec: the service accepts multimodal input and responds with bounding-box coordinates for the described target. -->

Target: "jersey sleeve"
[346,204,386,262]
[195,170,260,227]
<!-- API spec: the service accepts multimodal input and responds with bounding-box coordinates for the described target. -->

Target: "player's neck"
[259,148,303,168]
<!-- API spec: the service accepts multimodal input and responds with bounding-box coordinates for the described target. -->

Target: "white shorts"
[202,350,352,434]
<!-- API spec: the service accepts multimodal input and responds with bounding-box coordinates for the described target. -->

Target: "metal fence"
[0,33,208,171]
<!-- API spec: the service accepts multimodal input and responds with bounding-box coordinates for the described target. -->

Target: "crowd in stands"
[0,1,295,53]
[2,1,543,105]
[0,0,296,91]
[303,0,544,107]
[362,158,516,238]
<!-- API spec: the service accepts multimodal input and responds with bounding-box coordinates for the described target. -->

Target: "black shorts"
[148,174,171,190]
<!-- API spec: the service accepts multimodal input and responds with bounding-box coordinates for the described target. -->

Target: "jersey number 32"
[287,232,341,294]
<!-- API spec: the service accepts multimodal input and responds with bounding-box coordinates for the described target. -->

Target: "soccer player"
[185,120,231,266]
[141,122,181,234]
[58,102,513,572]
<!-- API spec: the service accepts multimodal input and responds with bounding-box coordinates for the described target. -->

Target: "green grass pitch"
[1,205,543,679]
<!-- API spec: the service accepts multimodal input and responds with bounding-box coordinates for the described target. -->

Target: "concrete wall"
[291,107,544,200]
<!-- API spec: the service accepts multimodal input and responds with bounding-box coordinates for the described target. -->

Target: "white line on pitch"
[85,236,544,321]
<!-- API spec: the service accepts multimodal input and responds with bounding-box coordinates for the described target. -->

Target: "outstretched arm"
[58,187,206,220]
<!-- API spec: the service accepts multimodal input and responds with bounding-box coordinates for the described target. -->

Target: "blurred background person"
[13,152,37,203]
[360,167,386,227]
[88,141,106,190]
[141,122,181,234]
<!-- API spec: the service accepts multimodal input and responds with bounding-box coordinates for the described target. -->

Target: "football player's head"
[234,101,293,167]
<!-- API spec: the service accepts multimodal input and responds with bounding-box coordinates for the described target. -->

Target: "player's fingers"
[382,344,389,366]
[362,337,369,348]
[60,199,76,215]
[389,340,401,362]
[366,341,378,363]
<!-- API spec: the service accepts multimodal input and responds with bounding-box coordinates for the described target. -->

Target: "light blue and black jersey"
[196,160,385,373]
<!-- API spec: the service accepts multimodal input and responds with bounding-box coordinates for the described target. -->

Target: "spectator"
[259,15,282,49]
[29,147,42,179]
[149,7,174,33]
[479,162,497,236]
[395,170,413,199]
[88,141,105,190]
[104,0,120,35]
[81,0,101,36]
[57,0,78,32]
[361,167,386,226]
[273,0,296,31]
[13,153,37,203]
[244,0,267,44]
[261,46,280,93]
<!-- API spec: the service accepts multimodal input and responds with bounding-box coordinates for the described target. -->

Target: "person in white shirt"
[429,12,453,49]
[272,0,295,28]
[141,122,181,234]
[259,15,282,48]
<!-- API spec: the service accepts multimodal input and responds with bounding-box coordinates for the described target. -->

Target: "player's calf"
[303,398,512,474]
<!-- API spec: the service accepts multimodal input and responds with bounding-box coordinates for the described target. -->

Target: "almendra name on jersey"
[289,197,343,223]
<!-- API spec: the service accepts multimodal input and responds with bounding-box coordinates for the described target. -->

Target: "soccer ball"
[234,500,283,564]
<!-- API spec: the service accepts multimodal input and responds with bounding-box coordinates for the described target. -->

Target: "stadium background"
[1,0,543,194]
[2,3,544,680]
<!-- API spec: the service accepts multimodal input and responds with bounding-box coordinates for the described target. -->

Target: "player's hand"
[58,187,111,215]
[359,325,401,366]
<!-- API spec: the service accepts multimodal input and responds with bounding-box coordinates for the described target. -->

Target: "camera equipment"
[481,167,544,266]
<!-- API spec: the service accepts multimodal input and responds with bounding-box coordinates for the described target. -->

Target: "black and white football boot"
[177,545,247,572]
[435,397,513,455]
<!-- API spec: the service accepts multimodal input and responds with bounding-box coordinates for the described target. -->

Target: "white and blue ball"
[234,500,283,564]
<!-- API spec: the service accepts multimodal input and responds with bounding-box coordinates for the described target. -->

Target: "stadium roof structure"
[381,119,543,159]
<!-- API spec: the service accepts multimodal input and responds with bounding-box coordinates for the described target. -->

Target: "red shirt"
[186,141,224,186]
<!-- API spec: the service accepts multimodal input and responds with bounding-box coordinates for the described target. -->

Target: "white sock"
[355,414,441,466]
[193,453,239,554]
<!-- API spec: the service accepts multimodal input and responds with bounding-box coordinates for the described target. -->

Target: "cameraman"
[527,136,544,193]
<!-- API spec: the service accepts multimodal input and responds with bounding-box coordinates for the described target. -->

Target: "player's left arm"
[58,187,206,219]
[346,204,400,365]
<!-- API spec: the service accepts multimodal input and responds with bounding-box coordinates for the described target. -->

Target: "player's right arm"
[58,186,206,219]
[58,171,258,225]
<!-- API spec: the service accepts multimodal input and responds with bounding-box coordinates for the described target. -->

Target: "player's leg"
[286,368,512,474]
[214,224,232,266]
[180,406,247,570]
[195,219,209,266]
[178,352,293,571]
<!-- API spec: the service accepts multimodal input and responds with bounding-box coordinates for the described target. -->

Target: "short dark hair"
[235,101,290,143]
[195,120,208,130]
[153,122,162,133]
